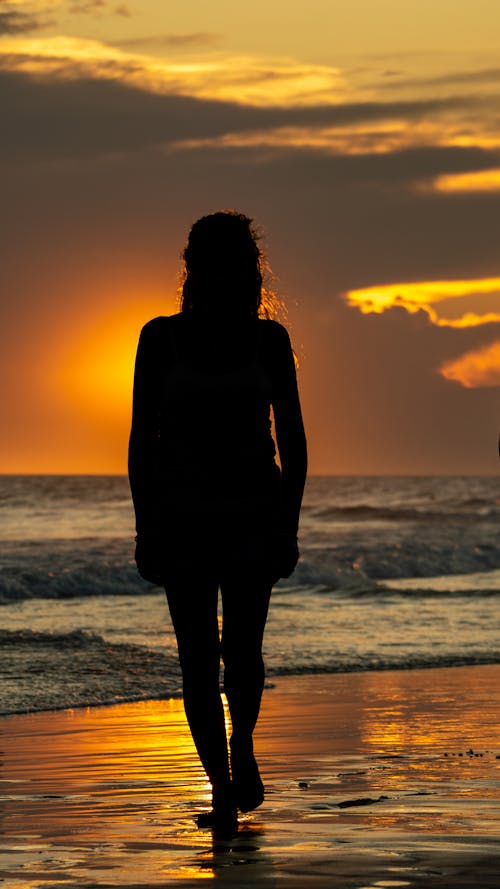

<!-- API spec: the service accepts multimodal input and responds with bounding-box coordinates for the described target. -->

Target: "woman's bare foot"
[196,781,238,834]
[230,736,264,813]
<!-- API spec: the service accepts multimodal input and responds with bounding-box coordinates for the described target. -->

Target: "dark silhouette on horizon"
[128,211,307,833]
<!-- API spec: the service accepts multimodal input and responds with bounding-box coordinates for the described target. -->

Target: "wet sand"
[1,665,500,888]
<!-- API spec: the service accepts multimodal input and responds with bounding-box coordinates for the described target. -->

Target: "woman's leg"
[165,572,232,796]
[220,575,272,740]
[219,568,273,810]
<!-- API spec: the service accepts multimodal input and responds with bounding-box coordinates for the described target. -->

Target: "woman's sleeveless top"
[156,316,281,526]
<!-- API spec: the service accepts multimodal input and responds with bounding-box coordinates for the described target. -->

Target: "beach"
[2,475,500,885]
[2,665,499,888]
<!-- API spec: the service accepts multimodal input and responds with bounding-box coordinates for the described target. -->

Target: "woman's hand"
[134,531,164,585]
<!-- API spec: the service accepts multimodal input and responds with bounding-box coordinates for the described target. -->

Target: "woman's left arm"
[269,322,308,569]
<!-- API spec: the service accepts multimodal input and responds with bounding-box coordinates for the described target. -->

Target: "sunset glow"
[2,0,500,473]
[55,296,175,413]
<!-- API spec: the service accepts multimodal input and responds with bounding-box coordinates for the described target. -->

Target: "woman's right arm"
[128,320,162,534]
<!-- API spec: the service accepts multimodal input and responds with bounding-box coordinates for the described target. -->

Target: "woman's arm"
[128,320,163,534]
[269,322,308,535]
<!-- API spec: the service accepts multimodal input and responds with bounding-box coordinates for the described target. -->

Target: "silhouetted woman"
[128,211,307,831]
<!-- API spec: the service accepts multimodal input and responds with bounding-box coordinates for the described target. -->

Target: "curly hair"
[179,211,277,319]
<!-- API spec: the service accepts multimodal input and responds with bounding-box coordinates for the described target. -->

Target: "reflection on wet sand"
[1,666,500,887]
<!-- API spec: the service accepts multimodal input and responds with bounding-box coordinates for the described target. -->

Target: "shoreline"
[2,659,500,718]
[2,665,500,887]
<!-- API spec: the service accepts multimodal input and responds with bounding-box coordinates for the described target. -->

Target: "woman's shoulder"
[258,318,292,349]
[258,317,289,335]
[140,313,182,339]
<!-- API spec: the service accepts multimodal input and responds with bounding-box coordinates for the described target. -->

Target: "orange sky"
[1,1,500,474]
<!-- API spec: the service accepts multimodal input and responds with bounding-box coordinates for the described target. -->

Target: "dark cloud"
[379,66,500,91]
[69,1,131,15]
[69,0,105,10]
[0,69,272,159]
[114,32,222,50]
[0,10,52,34]
[1,67,498,169]
[191,143,500,188]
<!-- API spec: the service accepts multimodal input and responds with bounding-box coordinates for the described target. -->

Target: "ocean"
[1,474,500,714]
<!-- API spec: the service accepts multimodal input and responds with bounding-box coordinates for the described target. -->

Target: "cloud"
[440,340,500,388]
[114,32,223,50]
[69,1,131,15]
[8,33,497,116]
[0,0,133,34]
[345,278,500,328]
[0,5,53,33]
[434,169,500,193]
[3,55,500,178]
[0,35,350,106]
[69,0,105,10]
[1,33,499,175]
[175,127,500,170]
[0,69,279,159]
[379,66,500,92]
[0,0,62,6]
[1,34,500,173]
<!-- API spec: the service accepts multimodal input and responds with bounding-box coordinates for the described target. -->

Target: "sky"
[1,0,500,474]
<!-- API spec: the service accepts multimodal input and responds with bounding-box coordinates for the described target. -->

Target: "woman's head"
[180,211,274,319]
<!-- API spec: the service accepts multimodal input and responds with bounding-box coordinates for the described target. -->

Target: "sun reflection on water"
[2,669,500,884]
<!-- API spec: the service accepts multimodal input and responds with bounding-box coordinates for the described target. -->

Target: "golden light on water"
[358,668,498,756]
[3,668,500,882]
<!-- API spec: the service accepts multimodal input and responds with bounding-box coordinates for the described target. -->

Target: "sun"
[49,295,176,426]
